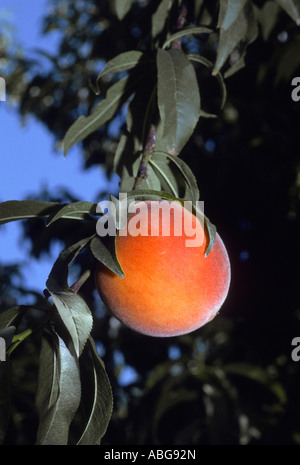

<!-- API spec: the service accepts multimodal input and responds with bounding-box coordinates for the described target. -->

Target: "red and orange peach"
[95,200,230,337]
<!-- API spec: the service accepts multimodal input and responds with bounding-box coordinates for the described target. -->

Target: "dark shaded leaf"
[46,236,94,291]
[35,329,81,445]
[213,1,258,75]
[63,71,150,155]
[162,26,212,49]
[188,54,227,109]
[90,236,124,278]
[255,1,280,41]
[110,0,132,20]
[150,151,200,204]
[156,49,200,155]
[217,0,248,30]
[77,337,113,445]
[204,215,217,257]
[152,0,173,46]
[96,51,153,86]
[0,306,26,328]
[224,362,287,404]
[46,201,98,227]
[275,0,300,24]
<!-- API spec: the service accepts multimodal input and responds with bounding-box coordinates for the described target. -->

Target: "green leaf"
[46,238,94,356]
[0,358,11,444]
[162,26,212,49]
[188,54,227,109]
[49,291,93,358]
[156,49,200,155]
[213,1,258,75]
[110,0,132,20]
[63,70,150,156]
[127,189,180,203]
[46,236,94,291]
[35,329,81,445]
[96,51,153,87]
[46,201,98,227]
[152,0,173,46]
[275,0,300,24]
[255,2,280,41]
[150,151,200,204]
[0,200,59,225]
[90,236,125,278]
[0,306,26,328]
[204,215,217,257]
[224,362,287,404]
[217,0,248,30]
[77,337,113,445]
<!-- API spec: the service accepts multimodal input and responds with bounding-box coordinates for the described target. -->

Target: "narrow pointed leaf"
[0,200,59,225]
[275,0,300,24]
[46,236,95,291]
[77,337,113,445]
[162,26,212,49]
[96,51,152,85]
[90,236,124,278]
[213,1,258,75]
[156,49,200,155]
[149,151,200,204]
[49,291,93,357]
[188,54,227,109]
[35,330,81,445]
[152,0,173,45]
[46,201,98,227]
[0,306,27,328]
[217,0,248,30]
[111,0,132,20]
[63,72,148,156]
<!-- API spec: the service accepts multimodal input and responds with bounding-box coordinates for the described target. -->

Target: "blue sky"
[0,1,118,296]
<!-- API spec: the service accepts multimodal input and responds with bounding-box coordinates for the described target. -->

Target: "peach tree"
[0,0,298,445]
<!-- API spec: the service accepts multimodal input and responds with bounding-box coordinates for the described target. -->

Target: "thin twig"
[132,124,156,190]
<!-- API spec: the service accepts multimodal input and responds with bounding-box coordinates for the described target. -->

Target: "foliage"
[1,0,300,445]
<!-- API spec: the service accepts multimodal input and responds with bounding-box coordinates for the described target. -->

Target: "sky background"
[0,0,118,296]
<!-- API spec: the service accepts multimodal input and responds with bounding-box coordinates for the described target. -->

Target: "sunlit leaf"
[156,49,200,155]
[77,337,113,445]
[35,329,81,445]
[0,200,59,225]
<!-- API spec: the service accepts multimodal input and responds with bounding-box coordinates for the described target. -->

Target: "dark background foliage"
[1,0,300,445]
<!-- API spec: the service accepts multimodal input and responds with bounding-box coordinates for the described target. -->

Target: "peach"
[95,200,231,337]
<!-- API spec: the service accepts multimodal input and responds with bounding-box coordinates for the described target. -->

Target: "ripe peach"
[95,200,231,337]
